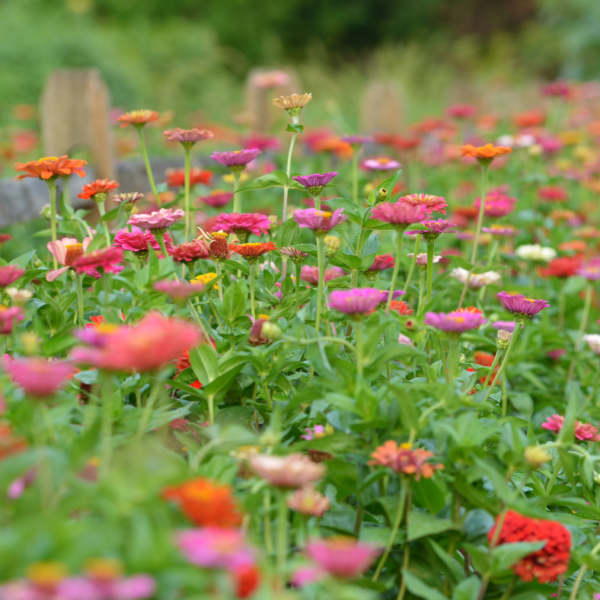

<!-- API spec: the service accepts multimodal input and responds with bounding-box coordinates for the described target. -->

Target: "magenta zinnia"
[371,202,426,229]
[72,247,123,278]
[128,208,185,231]
[399,193,447,215]
[292,172,337,196]
[4,358,74,398]
[497,291,550,321]
[329,288,385,316]
[293,208,346,235]
[424,310,486,333]
[211,149,262,171]
[212,212,271,242]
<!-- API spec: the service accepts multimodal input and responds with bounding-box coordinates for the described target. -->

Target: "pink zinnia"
[70,312,201,372]
[4,358,73,398]
[198,190,233,208]
[153,280,204,300]
[425,310,486,334]
[542,414,600,442]
[47,237,93,280]
[362,157,401,171]
[249,453,325,488]
[474,191,517,218]
[538,186,569,203]
[371,202,426,229]
[576,260,600,281]
[300,266,345,285]
[211,149,262,170]
[72,247,123,278]
[407,219,457,240]
[293,208,346,234]
[399,193,447,215]
[113,228,174,254]
[497,292,550,319]
[177,527,255,569]
[305,537,381,579]
[329,288,384,315]
[446,103,477,119]
[128,208,185,231]
[213,213,271,237]
[0,266,25,288]
[292,172,337,196]
[0,306,23,335]
[169,240,211,262]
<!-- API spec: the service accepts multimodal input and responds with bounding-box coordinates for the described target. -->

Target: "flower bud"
[497,329,512,349]
[20,332,41,355]
[324,236,340,258]
[594,473,600,486]
[398,333,413,346]
[458,353,466,363]
[375,188,389,204]
[261,321,282,340]
[524,445,551,469]
[40,204,52,220]
[34,259,44,269]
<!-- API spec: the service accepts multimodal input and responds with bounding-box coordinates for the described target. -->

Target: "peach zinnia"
[370,441,444,480]
[461,143,512,165]
[117,109,159,128]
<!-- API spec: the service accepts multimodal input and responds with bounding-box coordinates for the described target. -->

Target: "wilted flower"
[280,247,308,265]
[369,441,444,479]
[542,414,600,442]
[515,244,556,262]
[287,487,330,517]
[164,128,214,148]
[249,453,325,488]
[272,93,312,115]
[117,109,159,128]
[497,329,513,349]
[451,267,501,289]
[3,358,73,398]
[113,191,144,207]
[329,288,384,316]
[292,172,337,197]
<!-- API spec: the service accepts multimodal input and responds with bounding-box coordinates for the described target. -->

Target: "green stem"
[558,283,566,330]
[282,115,298,222]
[545,455,561,496]
[100,374,114,479]
[352,149,359,204]
[355,320,364,379]
[470,165,488,265]
[187,300,210,340]
[102,273,111,318]
[316,237,325,334]
[481,349,503,390]
[386,229,405,310]
[137,127,160,205]
[276,489,289,585]
[75,273,84,327]
[448,338,459,383]
[264,491,273,555]
[568,283,593,382]
[207,394,215,425]
[373,479,409,582]
[403,235,421,291]
[97,201,112,247]
[417,269,425,311]
[397,488,413,600]
[426,239,435,305]
[183,147,192,242]
[215,261,224,302]
[47,180,58,269]
[295,262,301,307]
[233,172,241,213]
[249,262,256,320]
[313,195,321,211]
[481,324,522,404]
[569,566,587,600]
[136,376,163,437]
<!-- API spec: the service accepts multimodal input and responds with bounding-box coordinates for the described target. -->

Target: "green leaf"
[407,511,459,541]
[58,190,74,219]
[276,218,299,248]
[447,255,474,271]
[202,364,245,400]
[367,169,403,205]
[235,170,288,193]
[286,123,304,134]
[490,541,546,575]
[215,406,256,428]
[451,576,481,600]
[401,570,447,600]
[222,279,247,325]
[100,206,121,222]
[189,344,219,385]
[9,250,36,269]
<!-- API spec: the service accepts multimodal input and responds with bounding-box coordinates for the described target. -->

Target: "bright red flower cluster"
[488,511,571,583]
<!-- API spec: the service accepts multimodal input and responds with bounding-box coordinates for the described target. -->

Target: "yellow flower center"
[315,211,332,218]
[84,558,123,581]
[27,562,67,587]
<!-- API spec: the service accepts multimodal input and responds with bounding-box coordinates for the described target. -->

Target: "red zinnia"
[389,300,414,315]
[77,179,119,200]
[232,564,261,599]
[169,240,211,263]
[539,256,583,278]
[162,477,243,528]
[72,247,123,277]
[117,109,159,128]
[166,168,213,188]
[488,511,571,583]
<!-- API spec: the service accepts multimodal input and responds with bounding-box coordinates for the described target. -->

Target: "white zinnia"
[408,252,441,266]
[583,334,600,355]
[516,244,556,262]
[450,267,501,289]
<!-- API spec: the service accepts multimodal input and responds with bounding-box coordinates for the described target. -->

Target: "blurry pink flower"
[71,313,201,372]
[287,487,330,517]
[371,202,426,228]
[398,333,414,346]
[164,128,214,147]
[153,280,204,300]
[113,228,174,255]
[362,157,401,171]
[198,190,234,208]
[0,266,25,288]
[293,208,346,234]
[300,266,345,285]
[367,254,395,272]
[542,414,600,442]
[291,566,325,587]
[399,193,447,215]
[72,247,124,278]
[128,208,185,230]
[8,469,36,499]
[329,288,384,315]
[474,191,517,218]
[249,453,325,488]
[0,306,23,335]
[177,527,255,569]
[305,537,381,578]
[3,358,73,398]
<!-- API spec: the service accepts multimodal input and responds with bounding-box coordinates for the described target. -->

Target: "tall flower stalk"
[315,236,325,334]
[404,235,421,292]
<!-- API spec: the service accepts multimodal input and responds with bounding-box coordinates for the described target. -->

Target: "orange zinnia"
[460,144,512,165]
[78,179,120,200]
[117,109,160,129]
[162,477,242,527]
[14,155,87,181]
[229,242,277,260]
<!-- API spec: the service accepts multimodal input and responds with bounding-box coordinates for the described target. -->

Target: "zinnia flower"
[272,93,312,115]
[362,157,401,171]
[164,128,214,147]
[450,267,501,289]
[541,414,600,442]
[371,202,426,229]
[128,208,185,231]
[460,143,512,164]
[367,254,395,272]
[300,266,345,285]
[584,334,600,355]
[515,244,556,262]
[390,300,414,315]
[113,228,174,256]
[153,280,204,300]
[424,310,486,334]
[281,247,308,265]
[46,237,92,281]
[165,168,212,188]
[538,256,582,278]
[3,358,73,398]
[407,219,457,241]
[163,477,242,527]
[0,306,23,335]
[369,441,444,479]
[399,193,447,215]
[249,453,325,488]
[14,155,87,180]
[576,261,600,281]
[328,288,384,316]
[293,209,346,234]
[481,225,517,237]
[213,213,271,241]
[198,190,233,208]
[538,185,569,203]
[72,247,123,278]
[0,266,25,288]
[71,312,201,372]
[77,179,119,201]
[292,172,337,197]
[169,240,210,262]
[211,149,262,171]
[177,527,255,569]
[287,487,330,518]
[487,510,571,583]
[229,242,277,262]
[497,292,550,320]
[474,191,516,218]
[117,110,159,128]
[304,537,381,579]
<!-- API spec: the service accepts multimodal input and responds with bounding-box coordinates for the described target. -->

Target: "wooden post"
[360,80,406,134]
[40,69,114,181]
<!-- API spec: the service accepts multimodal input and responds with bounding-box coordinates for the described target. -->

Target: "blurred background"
[0,0,599,127]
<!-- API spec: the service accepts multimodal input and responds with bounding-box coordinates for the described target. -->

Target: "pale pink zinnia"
[371,202,426,228]
[305,537,381,579]
[542,414,600,442]
[287,487,331,517]
[300,266,345,285]
[153,280,204,300]
[4,358,74,398]
[128,208,185,231]
[45,237,91,281]
[249,453,326,488]
[399,193,447,215]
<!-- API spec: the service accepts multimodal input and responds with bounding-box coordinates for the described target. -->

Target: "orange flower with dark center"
[14,155,87,180]
[229,242,277,260]
[162,477,242,527]
[77,179,119,200]
[461,144,512,165]
[117,110,160,129]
